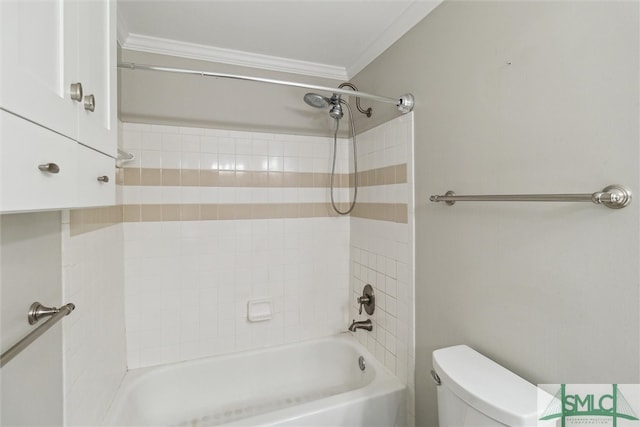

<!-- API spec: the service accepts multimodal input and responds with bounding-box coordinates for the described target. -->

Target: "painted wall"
[0,213,63,426]
[119,49,349,137]
[352,2,639,426]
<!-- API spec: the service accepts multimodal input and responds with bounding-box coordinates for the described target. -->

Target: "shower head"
[303,93,331,109]
[304,93,343,120]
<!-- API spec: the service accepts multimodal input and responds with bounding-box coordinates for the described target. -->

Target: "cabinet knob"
[38,163,60,174]
[70,82,83,102]
[97,175,109,183]
[84,94,95,112]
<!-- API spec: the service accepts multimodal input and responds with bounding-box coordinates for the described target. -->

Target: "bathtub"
[103,334,406,427]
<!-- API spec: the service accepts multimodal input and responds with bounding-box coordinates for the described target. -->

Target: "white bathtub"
[103,334,406,427]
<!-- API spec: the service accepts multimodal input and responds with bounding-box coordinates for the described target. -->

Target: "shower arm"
[117,62,415,113]
[338,82,372,118]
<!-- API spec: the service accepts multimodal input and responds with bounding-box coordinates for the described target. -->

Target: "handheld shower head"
[329,101,343,120]
[303,93,331,109]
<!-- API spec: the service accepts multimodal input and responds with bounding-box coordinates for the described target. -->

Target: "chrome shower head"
[303,93,331,109]
[304,93,343,120]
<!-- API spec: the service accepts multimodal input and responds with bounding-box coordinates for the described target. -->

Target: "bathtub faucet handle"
[357,284,375,316]
[357,296,369,315]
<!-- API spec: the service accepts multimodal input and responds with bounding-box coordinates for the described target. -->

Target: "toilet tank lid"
[432,345,538,427]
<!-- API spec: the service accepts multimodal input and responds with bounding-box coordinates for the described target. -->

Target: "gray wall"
[1,213,63,426]
[119,49,349,137]
[352,2,639,426]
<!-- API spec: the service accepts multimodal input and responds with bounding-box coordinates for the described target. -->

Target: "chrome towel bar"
[430,185,631,209]
[1,302,75,368]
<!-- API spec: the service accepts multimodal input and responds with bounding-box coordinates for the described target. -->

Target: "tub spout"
[348,319,372,332]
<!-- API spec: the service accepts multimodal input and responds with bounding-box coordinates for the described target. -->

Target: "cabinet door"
[77,0,117,157]
[1,111,77,213]
[0,0,79,140]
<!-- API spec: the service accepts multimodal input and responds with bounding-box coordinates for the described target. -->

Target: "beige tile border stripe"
[351,203,408,224]
[69,205,123,237]
[69,202,407,236]
[123,163,407,188]
[353,164,407,188]
[70,162,409,236]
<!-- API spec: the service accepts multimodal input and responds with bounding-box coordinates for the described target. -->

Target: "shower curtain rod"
[117,62,415,114]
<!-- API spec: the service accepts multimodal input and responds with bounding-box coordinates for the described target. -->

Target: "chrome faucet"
[348,319,373,332]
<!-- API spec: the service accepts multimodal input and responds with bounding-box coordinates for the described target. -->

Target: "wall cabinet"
[0,0,116,213]
[0,111,115,213]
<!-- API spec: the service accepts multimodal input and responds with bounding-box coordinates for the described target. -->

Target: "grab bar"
[430,185,631,209]
[0,302,75,368]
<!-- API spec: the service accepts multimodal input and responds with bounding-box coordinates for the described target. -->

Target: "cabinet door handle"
[38,163,60,174]
[70,82,83,102]
[97,175,109,183]
[84,94,95,112]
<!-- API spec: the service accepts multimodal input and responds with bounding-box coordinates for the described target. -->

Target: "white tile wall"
[121,123,352,369]
[123,218,350,368]
[121,124,351,175]
[355,114,410,171]
[349,113,415,426]
[61,219,127,426]
[121,124,353,205]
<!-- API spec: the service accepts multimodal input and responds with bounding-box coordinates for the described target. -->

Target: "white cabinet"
[0,111,115,213]
[0,0,117,213]
[0,0,79,142]
[0,0,116,156]
[77,145,116,208]
[77,0,117,157]
[0,111,77,212]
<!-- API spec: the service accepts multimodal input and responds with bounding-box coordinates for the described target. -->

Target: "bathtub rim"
[103,332,405,426]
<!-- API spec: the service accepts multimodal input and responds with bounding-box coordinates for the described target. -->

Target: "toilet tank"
[432,345,538,427]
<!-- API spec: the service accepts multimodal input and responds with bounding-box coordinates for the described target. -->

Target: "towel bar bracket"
[28,302,67,325]
[1,302,75,367]
[595,185,632,209]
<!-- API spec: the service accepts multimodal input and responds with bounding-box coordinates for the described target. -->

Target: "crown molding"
[116,9,131,47]
[116,0,442,80]
[347,0,443,78]
[119,32,348,81]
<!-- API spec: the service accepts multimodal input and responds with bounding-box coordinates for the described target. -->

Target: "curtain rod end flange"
[397,94,415,113]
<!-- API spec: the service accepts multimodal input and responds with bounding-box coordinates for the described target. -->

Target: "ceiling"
[117,0,442,80]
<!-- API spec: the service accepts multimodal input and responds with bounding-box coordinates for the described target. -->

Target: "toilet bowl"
[432,345,539,427]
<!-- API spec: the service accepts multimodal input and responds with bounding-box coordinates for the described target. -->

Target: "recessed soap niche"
[247,298,273,322]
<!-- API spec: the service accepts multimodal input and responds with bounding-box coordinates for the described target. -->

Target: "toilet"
[432,345,540,427]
